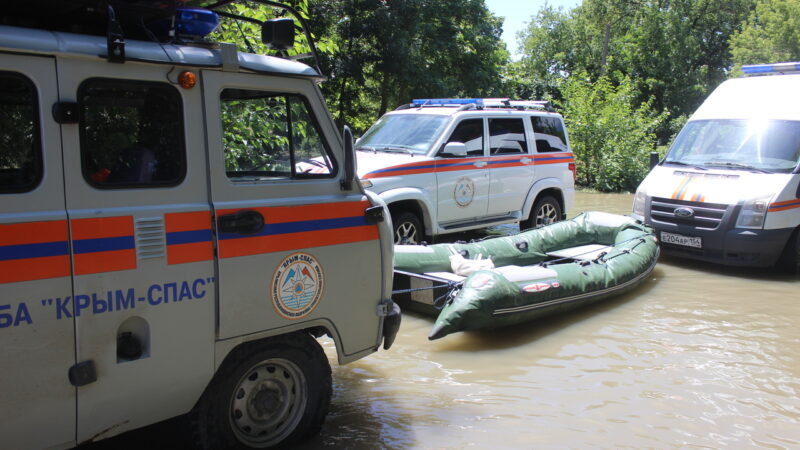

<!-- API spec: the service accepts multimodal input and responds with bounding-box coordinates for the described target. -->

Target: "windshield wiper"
[662,160,707,170]
[703,161,773,174]
[356,146,377,153]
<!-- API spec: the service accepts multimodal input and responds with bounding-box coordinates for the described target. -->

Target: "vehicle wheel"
[191,333,332,449]
[520,195,562,231]
[393,211,423,245]
[777,228,800,275]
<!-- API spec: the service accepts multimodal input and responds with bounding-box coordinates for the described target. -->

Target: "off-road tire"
[393,211,423,245]
[191,332,332,449]
[520,195,562,231]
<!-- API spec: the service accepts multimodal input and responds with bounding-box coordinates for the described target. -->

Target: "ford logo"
[674,207,695,218]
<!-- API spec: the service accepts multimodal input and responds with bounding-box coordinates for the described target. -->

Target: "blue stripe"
[535,155,573,162]
[368,163,438,176]
[167,229,213,245]
[0,241,69,261]
[770,200,800,210]
[73,236,135,254]
[218,216,369,240]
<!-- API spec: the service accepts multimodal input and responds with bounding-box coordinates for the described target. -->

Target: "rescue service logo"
[271,252,324,319]
[454,176,475,207]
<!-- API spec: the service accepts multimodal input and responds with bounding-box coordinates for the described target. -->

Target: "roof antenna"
[106,4,126,63]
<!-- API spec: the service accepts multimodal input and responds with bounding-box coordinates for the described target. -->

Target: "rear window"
[79,78,186,188]
[0,72,41,193]
[531,116,568,152]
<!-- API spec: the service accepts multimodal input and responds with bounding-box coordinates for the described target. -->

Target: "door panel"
[203,71,384,356]
[56,59,215,442]
[486,117,534,216]
[436,118,489,223]
[0,55,75,450]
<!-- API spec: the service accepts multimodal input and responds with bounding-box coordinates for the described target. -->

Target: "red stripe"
[0,220,68,245]
[72,216,134,239]
[165,211,211,232]
[0,256,71,284]
[168,241,214,265]
[74,249,137,275]
[218,200,372,224]
[769,202,800,212]
[220,226,378,258]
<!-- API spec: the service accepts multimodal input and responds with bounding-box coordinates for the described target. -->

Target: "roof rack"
[741,62,800,76]
[399,98,555,112]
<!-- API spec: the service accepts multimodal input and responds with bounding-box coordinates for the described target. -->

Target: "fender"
[522,177,566,219]
[377,186,437,234]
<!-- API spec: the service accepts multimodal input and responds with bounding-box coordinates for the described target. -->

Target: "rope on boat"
[538,233,652,267]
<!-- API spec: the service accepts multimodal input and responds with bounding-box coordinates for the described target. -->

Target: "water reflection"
[307,191,800,449]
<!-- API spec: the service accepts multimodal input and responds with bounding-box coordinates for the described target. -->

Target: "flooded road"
[302,191,800,449]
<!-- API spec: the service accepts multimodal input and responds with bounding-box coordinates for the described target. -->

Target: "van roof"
[0,25,320,78]
[691,73,800,122]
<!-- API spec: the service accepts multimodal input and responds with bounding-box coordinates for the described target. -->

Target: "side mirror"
[649,151,660,170]
[442,142,468,157]
[341,125,356,191]
[262,18,295,50]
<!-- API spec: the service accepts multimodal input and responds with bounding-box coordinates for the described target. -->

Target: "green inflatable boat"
[393,211,659,340]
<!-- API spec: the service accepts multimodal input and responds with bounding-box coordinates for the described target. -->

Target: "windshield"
[356,114,449,155]
[664,119,800,173]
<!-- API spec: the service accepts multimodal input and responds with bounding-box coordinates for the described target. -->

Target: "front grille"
[650,197,730,230]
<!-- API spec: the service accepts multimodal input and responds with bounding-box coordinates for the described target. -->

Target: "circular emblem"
[271,252,324,319]
[454,177,475,207]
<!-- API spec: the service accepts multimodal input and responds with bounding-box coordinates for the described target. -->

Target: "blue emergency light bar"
[741,62,800,75]
[174,7,219,38]
[411,98,485,107]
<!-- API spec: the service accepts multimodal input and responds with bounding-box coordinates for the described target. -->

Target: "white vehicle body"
[0,2,399,449]
[632,63,800,268]
[355,99,576,243]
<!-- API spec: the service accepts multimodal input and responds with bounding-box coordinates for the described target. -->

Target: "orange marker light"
[178,71,196,89]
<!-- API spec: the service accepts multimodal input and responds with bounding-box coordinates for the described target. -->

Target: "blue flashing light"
[411,98,484,107]
[174,7,219,38]
[741,62,800,75]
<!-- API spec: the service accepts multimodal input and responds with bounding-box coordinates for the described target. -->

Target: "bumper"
[650,223,793,267]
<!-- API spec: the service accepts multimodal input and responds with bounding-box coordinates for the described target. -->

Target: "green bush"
[559,72,668,192]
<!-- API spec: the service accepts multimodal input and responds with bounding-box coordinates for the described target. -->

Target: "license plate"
[660,231,702,248]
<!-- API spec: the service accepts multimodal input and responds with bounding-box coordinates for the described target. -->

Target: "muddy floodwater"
[300,191,800,449]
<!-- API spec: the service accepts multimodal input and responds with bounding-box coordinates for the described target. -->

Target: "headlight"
[360,179,373,189]
[632,190,646,218]
[735,195,772,229]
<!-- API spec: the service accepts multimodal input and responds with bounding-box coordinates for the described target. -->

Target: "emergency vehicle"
[353,98,576,244]
[0,1,400,448]
[632,62,800,272]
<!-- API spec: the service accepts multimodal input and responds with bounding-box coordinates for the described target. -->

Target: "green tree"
[559,73,667,192]
[730,0,800,68]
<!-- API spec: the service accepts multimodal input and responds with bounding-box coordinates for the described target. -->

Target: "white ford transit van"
[632,62,800,271]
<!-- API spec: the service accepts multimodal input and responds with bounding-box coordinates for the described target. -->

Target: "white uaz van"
[0,2,400,449]
[632,62,800,271]
[353,98,576,244]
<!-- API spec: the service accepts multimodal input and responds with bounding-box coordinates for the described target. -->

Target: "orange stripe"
[770,203,800,212]
[0,256,71,283]
[168,242,214,265]
[770,199,800,207]
[0,220,68,245]
[219,201,371,224]
[72,216,134,239]
[671,176,688,199]
[220,226,378,258]
[74,249,137,275]
[165,211,211,232]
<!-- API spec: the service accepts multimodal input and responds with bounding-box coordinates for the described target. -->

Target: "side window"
[79,79,185,188]
[440,118,484,157]
[220,89,334,180]
[531,116,568,153]
[0,72,41,193]
[489,118,527,155]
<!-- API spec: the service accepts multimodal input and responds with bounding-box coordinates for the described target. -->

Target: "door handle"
[473,160,487,168]
[218,210,265,235]
[521,157,532,164]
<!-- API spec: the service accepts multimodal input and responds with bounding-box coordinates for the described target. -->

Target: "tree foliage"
[730,0,800,68]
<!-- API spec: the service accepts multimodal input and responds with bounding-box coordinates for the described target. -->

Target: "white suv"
[356,98,576,243]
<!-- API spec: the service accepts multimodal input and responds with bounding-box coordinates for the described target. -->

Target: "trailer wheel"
[778,228,800,276]
[520,195,562,231]
[192,333,332,449]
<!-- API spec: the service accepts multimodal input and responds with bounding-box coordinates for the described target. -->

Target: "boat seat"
[546,244,612,261]
[492,265,558,282]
